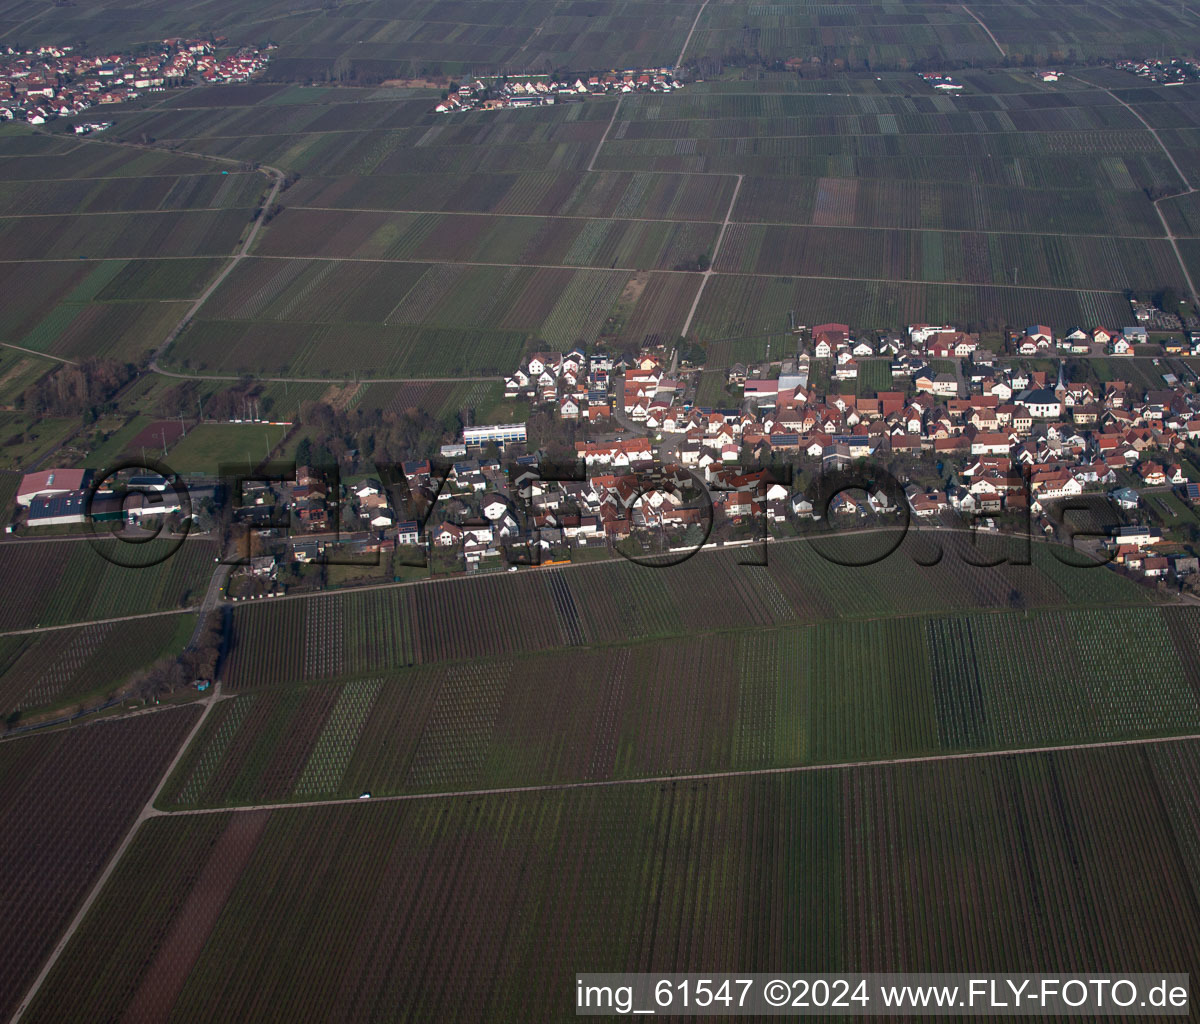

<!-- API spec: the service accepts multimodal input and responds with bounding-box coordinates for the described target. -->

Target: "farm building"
[24,489,125,527]
[17,468,92,506]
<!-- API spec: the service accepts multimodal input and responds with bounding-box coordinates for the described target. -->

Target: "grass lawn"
[166,422,290,475]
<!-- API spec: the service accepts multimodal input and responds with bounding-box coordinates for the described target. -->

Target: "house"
[396,520,420,546]
[123,491,182,520]
[1138,461,1167,486]
[1143,556,1169,578]
[1111,525,1161,548]
[433,522,463,546]
[481,494,511,520]
[1111,487,1140,510]
[1171,554,1198,576]
[1019,389,1061,419]
[791,494,816,518]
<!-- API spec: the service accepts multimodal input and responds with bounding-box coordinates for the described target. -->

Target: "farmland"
[0,538,216,629]
[69,71,1200,376]
[220,534,1167,689]
[6,3,1200,1018]
[4,0,1194,81]
[0,612,195,717]
[26,738,1200,1021]
[162,600,1200,807]
[0,136,264,365]
[0,705,202,1022]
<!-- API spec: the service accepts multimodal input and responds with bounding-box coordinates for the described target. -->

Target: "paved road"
[147,163,284,374]
[187,559,232,648]
[149,366,504,384]
[0,342,76,364]
[0,607,195,639]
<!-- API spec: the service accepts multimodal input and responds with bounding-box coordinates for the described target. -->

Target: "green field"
[166,422,291,474]
[162,602,1200,808]
[5,4,1200,1020]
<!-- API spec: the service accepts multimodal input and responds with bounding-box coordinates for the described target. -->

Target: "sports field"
[166,422,291,474]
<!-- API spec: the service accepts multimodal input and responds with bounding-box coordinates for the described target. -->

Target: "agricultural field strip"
[1070,77,1194,192]
[295,206,722,226]
[680,173,741,338]
[0,607,195,638]
[0,255,1158,288]
[141,124,1163,141]
[674,0,710,67]
[959,2,1006,57]
[210,253,1143,293]
[219,540,1169,684]
[13,129,285,368]
[588,95,623,174]
[150,729,1200,817]
[8,698,220,1024]
[288,206,1176,240]
[1066,74,1199,301]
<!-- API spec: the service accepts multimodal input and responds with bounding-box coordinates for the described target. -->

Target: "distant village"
[1111,56,1200,85]
[434,68,683,114]
[0,38,272,125]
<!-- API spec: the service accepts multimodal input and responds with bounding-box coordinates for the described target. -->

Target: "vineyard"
[0,705,201,1021]
[221,535,1164,689]
[176,604,1200,807]
[117,69,1200,379]
[0,612,195,716]
[0,538,217,630]
[28,739,1200,1022]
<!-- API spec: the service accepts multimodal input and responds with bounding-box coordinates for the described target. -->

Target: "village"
[0,38,271,124]
[9,305,1200,592]
[433,67,683,114]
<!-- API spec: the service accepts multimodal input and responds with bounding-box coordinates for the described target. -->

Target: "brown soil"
[620,272,649,304]
[121,810,270,1024]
